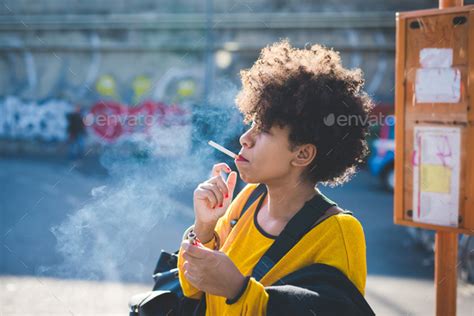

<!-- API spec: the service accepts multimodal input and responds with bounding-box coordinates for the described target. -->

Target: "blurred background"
[1,0,473,315]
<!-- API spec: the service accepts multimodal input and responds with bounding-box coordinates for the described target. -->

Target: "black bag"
[128,184,268,315]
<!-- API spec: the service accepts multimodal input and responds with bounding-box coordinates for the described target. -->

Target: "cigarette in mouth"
[208,140,238,159]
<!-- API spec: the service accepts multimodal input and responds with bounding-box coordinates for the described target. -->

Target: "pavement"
[1,152,473,315]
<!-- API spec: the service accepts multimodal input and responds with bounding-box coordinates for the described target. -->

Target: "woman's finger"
[208,176,229,198]
[183,260,200,275]
[183,250,203,261]
[184,270,200,286]
[195,186,218,208]
[211,163,231,178]
[200,183,223,207]
[225,171,238,200]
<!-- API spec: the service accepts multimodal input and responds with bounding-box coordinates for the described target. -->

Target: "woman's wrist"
[194,221,217,243]
[226,275,250,304]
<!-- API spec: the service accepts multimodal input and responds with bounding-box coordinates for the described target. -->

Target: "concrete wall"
[0,0,456,144]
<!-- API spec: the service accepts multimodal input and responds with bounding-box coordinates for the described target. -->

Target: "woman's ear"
[292,144,317,167]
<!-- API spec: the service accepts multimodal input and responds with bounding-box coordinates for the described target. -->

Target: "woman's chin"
[237,165,265,184]
[239,172,259,184]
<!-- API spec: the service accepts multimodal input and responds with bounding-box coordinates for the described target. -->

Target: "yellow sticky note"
[420,164,451,193]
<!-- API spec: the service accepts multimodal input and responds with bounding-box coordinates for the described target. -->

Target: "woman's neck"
[263,180,319,221]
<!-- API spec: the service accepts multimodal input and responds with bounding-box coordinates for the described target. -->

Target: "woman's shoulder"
[308,206,367,295]
[317,206,365,236]
[315,205,363,233]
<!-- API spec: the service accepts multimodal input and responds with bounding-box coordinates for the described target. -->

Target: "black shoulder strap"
[252,192,337,282]
[230,183,267,228]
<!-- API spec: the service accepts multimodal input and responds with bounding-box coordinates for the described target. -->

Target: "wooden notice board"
[394,5,474,234]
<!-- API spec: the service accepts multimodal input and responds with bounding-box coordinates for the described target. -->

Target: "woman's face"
[235,122,297,185]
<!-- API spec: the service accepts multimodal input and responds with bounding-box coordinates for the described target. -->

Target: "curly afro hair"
[235,39,374,187]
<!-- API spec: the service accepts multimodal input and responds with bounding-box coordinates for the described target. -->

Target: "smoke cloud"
[40,80,245,283]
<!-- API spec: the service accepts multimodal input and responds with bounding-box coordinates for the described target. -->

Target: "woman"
[178,39,375,315]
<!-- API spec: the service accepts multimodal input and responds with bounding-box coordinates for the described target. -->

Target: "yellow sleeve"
[312,214,367,295]
[336,215,367,295]
[177,183,259,299]
[225,277,269,315]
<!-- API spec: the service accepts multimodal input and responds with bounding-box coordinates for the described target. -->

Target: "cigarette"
[208,140,238,159]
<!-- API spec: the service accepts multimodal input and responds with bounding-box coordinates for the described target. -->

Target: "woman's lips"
[235,154,249,162]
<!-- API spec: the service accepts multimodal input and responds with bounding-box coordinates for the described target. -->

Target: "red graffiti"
[87,100,189,142]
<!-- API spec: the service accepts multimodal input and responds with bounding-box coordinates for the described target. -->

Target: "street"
[1,155,473,315]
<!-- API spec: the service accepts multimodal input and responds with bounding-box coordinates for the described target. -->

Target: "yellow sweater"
[178,183,367,315]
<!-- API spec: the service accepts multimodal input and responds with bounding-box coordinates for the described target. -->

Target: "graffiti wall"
[0,12,397,159]
[0,24,202,157]
[0,96,193,155]
[0,96,72,141]
[0,30,201,157]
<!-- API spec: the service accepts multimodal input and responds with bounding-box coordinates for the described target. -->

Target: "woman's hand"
[181,240,246,299]
[193,163,238,225]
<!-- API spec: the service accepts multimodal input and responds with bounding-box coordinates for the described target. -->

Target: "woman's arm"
[178,183,257,298]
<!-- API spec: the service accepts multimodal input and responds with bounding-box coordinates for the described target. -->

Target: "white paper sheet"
[419,48,453,68]
[415,68,461,103]
[412,126,461,227]
[415,48,461,103]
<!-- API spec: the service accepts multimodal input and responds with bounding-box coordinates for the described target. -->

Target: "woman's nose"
[239,128,254,148]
